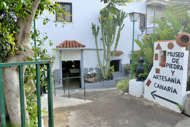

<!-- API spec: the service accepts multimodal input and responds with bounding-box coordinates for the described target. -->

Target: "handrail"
[0,60,54,127]
[62,75,87,80]
[0,60,50,67]
[54,76,88,101]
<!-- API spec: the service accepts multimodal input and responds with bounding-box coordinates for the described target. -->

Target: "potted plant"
[125,63,131,77]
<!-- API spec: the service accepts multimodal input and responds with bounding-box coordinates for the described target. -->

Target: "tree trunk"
[2,0,41,125]
[105,61,110,78]
[3,67,29,126]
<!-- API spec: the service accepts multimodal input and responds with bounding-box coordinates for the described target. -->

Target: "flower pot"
[160,55,166,67]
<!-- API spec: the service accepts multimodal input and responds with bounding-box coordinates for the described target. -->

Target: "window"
[139,14,146,32]
[56,3,72,22]
[110,60,120,72]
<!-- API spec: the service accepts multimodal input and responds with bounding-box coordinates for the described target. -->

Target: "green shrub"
[124,63,131,70]
[116,79,130,94]
[99,66,114,80]
[107,66,114,79]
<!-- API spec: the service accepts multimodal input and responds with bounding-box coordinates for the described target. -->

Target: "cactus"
[92,4,127,80]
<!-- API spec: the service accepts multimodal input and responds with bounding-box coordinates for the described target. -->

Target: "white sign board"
[144,39,188,112]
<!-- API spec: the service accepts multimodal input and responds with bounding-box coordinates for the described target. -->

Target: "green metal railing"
[0,61,54,127]
[54,76,86,101]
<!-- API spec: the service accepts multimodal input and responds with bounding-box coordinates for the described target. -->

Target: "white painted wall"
[83,50,102,69]
[62,50,81,61]
[36,0,165,71]
[36,0,103,70]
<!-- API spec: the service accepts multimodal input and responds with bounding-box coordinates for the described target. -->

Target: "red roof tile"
[56,40,86,48]
[110,51,124,55]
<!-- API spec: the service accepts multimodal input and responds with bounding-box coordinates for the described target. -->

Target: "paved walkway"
[43,89,190,127]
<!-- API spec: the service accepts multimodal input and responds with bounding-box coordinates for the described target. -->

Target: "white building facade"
[36,0,166,87]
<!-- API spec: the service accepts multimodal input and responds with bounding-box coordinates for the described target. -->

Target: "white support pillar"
[59,50,62,84]
[81,50,84,88]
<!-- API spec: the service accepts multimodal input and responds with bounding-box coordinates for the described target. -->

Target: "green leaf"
[0,1,3,10]
[155,20,168,29]
[160,29,169,40]
[15,2,22,12]
[154,27,162,35]
[49,41,53,46]
[122,3,127,6]
[150,34,158,44]
[144,47,153,65]
[165,10,181,33]
[188,24,190,29]
[52,48,58,52]
[135,39,143,49]
[58,55,62,59]
[21,0,30,6]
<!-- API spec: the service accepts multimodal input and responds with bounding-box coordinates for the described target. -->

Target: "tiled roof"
[110,51,124,55]
[56,40,86,48]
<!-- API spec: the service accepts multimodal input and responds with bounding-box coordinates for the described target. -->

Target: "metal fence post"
[63,79,66,94]
[54,80,56,97]
[36,64,41,127]
[47,63,54,127]
[84,76,86,101]
[0,67,6,127]
[19,65,25,127]
[68,78,70,98]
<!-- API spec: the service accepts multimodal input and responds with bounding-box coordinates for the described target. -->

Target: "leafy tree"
[24,34,56,126]
[135,34,157,78]
[0,0,64,126]
[92,3,127,80]
[133,10,182,78]
[138,4,190,89]
[166,0,190,32]
[154,10,181,40]
[166,0,190,15]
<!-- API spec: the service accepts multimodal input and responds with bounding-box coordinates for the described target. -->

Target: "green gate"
[0,61,54,127]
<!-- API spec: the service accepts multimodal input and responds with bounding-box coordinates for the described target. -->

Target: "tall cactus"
[92,3,127,80]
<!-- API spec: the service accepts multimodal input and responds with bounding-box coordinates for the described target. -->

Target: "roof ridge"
[56,40,86,48]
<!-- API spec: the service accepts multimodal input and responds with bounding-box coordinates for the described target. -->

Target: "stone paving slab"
[41,94,91,113]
